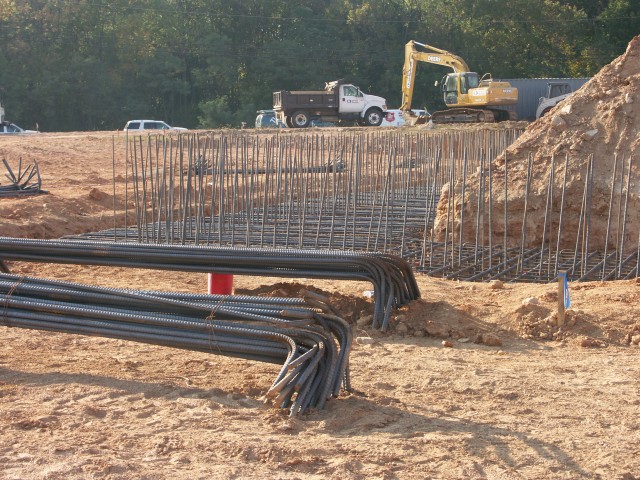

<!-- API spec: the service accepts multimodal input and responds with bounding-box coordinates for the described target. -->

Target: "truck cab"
[340,84,368,113]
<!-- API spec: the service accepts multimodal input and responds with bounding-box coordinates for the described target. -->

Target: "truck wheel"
[364,108,383,127]
[291,110,310,128]
[285,116,293,128]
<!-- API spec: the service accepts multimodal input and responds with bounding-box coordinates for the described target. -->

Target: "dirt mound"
[515,35,640,161]
[235,282,374,326]
[434,35,640,250]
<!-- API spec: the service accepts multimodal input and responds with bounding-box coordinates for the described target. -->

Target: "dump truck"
[273,80,387,128]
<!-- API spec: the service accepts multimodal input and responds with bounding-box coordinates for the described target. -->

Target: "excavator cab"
[442,72,481,106]
[461,72,480,92]
[442,74,458,105]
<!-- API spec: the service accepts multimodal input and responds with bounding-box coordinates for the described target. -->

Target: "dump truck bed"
[273,90,337,112]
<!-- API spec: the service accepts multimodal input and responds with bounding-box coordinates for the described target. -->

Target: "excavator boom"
[408,41,470,72]
[401,41,470,112]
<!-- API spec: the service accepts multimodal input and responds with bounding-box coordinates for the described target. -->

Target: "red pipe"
[208,273,234,295]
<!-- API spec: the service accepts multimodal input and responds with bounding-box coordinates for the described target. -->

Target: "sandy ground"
[0,131,639,479]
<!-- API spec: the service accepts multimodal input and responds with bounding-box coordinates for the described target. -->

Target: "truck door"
[339,85,366,114]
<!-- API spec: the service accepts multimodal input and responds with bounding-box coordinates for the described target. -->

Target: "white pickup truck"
[0,103,37,134]
[123,120,187,131]
[0,122,38,134]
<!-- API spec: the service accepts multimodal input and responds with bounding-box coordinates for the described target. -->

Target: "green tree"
[0,0,637,131]
[599,0,640,55]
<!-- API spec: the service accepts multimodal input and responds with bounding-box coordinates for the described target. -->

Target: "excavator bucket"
[400,110,431,126]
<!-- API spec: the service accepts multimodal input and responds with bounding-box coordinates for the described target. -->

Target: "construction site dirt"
[0,126,638,479]
[2,28,640,475]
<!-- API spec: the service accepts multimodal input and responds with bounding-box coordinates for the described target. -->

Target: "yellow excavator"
[401,40,518,124]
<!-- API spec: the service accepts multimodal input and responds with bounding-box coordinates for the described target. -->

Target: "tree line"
[0,0,637,132]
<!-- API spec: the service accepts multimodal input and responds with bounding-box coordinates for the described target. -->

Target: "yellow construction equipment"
[401,40,518,124]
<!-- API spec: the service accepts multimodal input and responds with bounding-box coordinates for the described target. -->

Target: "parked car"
[256,109,338,129]
[255,110,285,129]
[123,120,187,131]
[0,121,38,134]
[380,109,429,127]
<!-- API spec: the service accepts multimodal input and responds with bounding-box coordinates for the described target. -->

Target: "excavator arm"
[401,40,470,112]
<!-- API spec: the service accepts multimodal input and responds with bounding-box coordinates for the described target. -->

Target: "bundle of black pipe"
[0,273,351,416]
[0,237,420,330]
[0,159,46,197]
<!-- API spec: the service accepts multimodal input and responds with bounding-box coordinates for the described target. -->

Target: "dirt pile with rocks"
[434,34,640,250]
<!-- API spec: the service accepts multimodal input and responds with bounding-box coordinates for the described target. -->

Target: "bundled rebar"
[0,236,419,330]
[0,272,351,416]
[0,158,46,197]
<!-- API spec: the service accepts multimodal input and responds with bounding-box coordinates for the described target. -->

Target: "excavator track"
[431,108,494,124]
[430,108,515,124]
